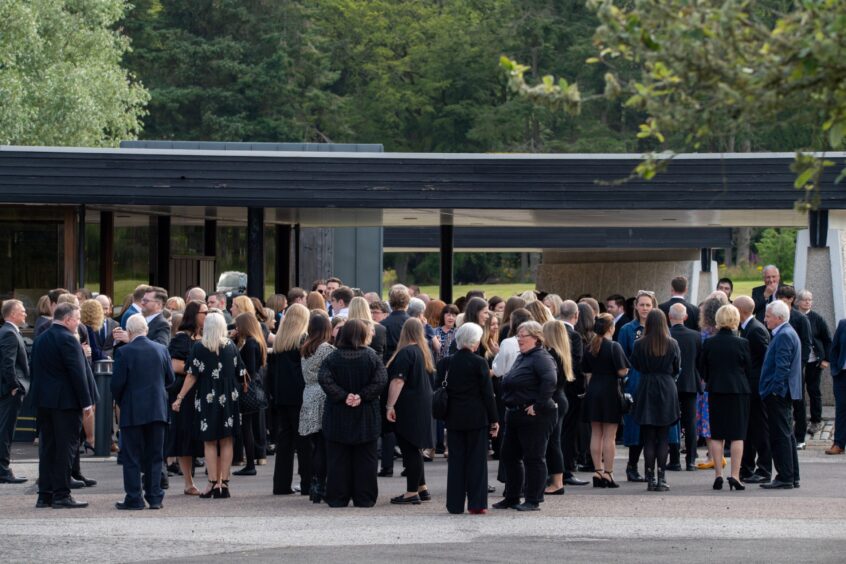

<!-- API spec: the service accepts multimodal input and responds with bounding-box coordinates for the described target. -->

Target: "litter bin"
[93,360,114,457]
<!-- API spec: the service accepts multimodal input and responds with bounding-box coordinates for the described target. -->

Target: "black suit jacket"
[788,309,812,365]
[111,336,174,427]
[700,328,752,394]
[380,310,409,364]
[670,323,701,394]
[435,349,498,431]
[146,314,171,347]
[740,316,770,386]
[0,323,29,396]
[30,324,92,410]
[659,296,700,331]
[370,323,387,360]
[613,315,631,342]
[92,318,117,359]
[752,283,785,321]
[805,310,832,364]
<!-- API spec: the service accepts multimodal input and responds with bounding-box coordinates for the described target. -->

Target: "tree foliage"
[755,228,797,280]
[0,0,148,146]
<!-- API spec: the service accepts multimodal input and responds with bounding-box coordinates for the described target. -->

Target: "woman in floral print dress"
[172,312,246,499]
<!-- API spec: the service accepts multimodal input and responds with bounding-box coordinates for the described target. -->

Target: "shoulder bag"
[240,365,269,414]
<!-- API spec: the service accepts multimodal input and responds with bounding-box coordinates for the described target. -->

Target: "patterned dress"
[299,342,335,436]
[188,339,245,442]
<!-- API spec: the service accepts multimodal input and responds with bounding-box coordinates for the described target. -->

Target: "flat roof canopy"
[2,146,845,229]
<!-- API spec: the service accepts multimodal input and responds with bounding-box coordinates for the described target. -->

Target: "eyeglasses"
[198,310,209,315]
[516,333,531,339]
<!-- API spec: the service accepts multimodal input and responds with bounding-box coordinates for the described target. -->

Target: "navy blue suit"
[112,336,175,507]
[31,324,93,500]
[828,320,846,448]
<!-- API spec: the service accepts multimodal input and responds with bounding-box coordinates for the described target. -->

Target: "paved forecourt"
[1,445,846,563]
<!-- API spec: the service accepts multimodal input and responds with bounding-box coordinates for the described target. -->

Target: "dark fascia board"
[1,146,844,210]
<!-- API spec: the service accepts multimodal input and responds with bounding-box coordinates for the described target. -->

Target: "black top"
[565,324,585,396]
[371,323,387,360]
[700,328,752,394]
[658,296,700,331]
[582,338,629,379]
[806,309,832,364]
[501,345,557,413]
[669,324,701,394]
[613,315,631,341]
[319,347,387,445]
[380,310,409,363]
[740,317,770,384]
[788,309,813,364]
[168,332,193,366]
[266,348,303,407]
[435,349,498,431]
[239,337,263,379]
[752,283,785,321]
[388,345,434,448]
[629,338,681,427]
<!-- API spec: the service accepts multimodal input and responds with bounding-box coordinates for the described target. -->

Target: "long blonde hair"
[347,296,374,325]
[201,312,229,354]
[526,300,553,325]
[543,320,574,382]
[232,295,255,315]
[387,318,435,373]
[273,303,309,352]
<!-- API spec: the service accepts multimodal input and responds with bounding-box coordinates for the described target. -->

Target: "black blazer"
[740,317,770,385]
[659,297,699,331]
[613,315,631,341]
[92,318,117,359]
[380,310,409,363]
[30,324,92,410]
[806,310,832,364]
[435,349,498,431]
[670,323,701,394]
[752,283,785,321]
[0,323,29,396]
[700,329,752,394]
[788,309,813,365]
[111,336,174,427]
[267,348,304,407]
[370,323,387,360]
[147,314,171,347]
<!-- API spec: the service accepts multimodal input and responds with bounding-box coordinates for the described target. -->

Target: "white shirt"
[492,337,519,377]
[741,316,753,331]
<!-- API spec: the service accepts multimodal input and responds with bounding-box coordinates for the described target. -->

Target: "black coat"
[30,324,92,410]
[565,324,584,396]
[239,337,263,379]
[266,348,303,407]
[319,347,387,444]
[630,338,680,427]
[740,317,770,387]
[501,345,557,413]
[388,345,434,448]
[435,349,498,431]
[380,310,409,363]
[700,329,752,395]
[669,324,701,394]
[0,323,29,396]
[788,308,813,365]
[370,323,387,360]
[805,309,832,364]
[613,315,631,341]
[147,314,172,347]
[752,283,785,321]
[659,296,700,331]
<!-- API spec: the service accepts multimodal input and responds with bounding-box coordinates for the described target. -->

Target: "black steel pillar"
[204,219,217,256]
[99,211,114,299]
[294,224,301,288]
[150,215,171,289]
[247,207,265,299]
[275,224,293,295]
[700,248,712,273]
[76,205,86,290]
[809,209,829,248]
[440,223,454,304]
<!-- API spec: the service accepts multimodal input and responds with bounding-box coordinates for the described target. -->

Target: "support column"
[439,223,454,304]
[294,224,301,288]
[77,205,86,290]
[62,208,78,291]
[99,211,114,299]
[149,215,171,289]
[275,224,293,295]
[247,207,265,299]
[204,219,217,257]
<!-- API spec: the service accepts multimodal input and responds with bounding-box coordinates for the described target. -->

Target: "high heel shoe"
[199,480,217,499]
[713,476,724,490]
[603,471,619,489]
[82,441,95,455]
[727,477,745,491]
[592,471,606,488]
[219,480,231,499]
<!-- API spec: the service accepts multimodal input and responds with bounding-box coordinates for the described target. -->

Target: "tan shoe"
[825,444,844,455]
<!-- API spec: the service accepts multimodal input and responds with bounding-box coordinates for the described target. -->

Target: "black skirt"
[167,381,203,458]
[583,372,622,424]
[708,393,750,441]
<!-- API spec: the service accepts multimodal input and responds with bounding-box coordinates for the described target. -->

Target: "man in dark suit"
[605,294,630,341]
[0,300,30,484]
[775,286,812,447]
[826,318,846,455]
[114,287,171,348]
[111,314,174,510]
[377,285,411,476]
[559,301,589,482]
[30,303,93,508]
[735,296,772,482]
[794,289,831,436]
[759,300,802,490]
[752,265,784,322]
[658,276,699,331]
[93,294,118,358]
[668,303,701,470]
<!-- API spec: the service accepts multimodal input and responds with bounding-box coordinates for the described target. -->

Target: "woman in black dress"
[167,300,207,495]
[386,318,435,505]
[172,312,245,499]
[701,304,752,491]
[630,309,680,492]
[232,312,267,477]
[319,319,387,507]
[542,320,573,495]
[582,313,630,488]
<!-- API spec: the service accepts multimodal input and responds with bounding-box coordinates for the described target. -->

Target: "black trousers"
[561,393,581,475]
[396,432,426,493]
[792,370,808,442]
[380,432,396,472]
[272,406,311,494]
[641,425,669,474]
[38,408,81,499]
[678,392,698,465]
[325,439,378,507]
[241,411,259,469]
[446,427,489,514]
[545,395,568,475]
[741,391,772,479]
[805,362,823,424]
[253,407,267,458]
[765,394,800,483]
[491,377,506,458]
[308,432,327,485]
[502,408,555,505]
[121,422,166,507]
[0,392,22,473]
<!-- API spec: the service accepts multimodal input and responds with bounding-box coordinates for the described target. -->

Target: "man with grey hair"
[759,300,802,489]
[752,265,783,322]
[185,286,206,303]
[668,303,701,470]
[0,299,30,484]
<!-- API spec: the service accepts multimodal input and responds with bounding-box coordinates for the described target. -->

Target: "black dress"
[701,328,752,441]
[388,345,434,449]
[629,339,681,427]
[188,340,245,442]
[582,339,630,424]
[167,332,202,457]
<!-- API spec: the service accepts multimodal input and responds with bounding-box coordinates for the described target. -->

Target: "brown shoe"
[825,444,844,455]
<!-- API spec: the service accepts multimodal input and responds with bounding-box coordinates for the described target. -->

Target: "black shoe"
[576,464,595,472]
[592,471,607,488]
[193,458,205,468]
[626,465,646,483]
[73,476,97,487]
[167,462,181,476]
[793,481,800,489]
[742,474,768,484]
[487,484,496,493]
[713,476,724,490]
[435,446,446,455]
[232,467,256,476]
[514,502,540,512]
[400,468,407,477]
[603,471,620,489]
[377,469,393,477]
[655,470,669,492]
[564,476,589,486]
[115,501,144,510]
[418,489,431,502]
[52,496,88,509]
[148,502,163,509]
[69,478,85,489]
[35,495,53,508]
[0,473,27,484]
[645,470,656,492]
[665,463,683,472]
[265,445,276,456]
[760,480,794,490]
[390,494,421,505]
[727,477,745,491]
[544,487,565,495]
[685,463,697,471]
[492,498,519,509]
[160,476,169,490]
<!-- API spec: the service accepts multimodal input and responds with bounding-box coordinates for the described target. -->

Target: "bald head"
[668,303,687,324]
[734,295,755,320]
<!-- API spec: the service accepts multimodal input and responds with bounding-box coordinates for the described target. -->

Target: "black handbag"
[618,377,634,415]
[240,366,269,414]
[432,369,449,420]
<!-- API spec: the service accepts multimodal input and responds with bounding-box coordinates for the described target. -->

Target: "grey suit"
[0,322,29,476]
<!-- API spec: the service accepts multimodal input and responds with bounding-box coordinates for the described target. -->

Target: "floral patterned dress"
[188,339,245,442]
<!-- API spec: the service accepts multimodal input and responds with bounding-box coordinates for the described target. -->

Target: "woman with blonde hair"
[348,296,386,359]
[386,318,435,505]
[526,300,553,325]
[306,291,326,312]
[267,303,311,495]
[542,320,574,495]
[172,312,245,498]
[166,296,186,313]
[230,295,255,318]
[543,294,564,319]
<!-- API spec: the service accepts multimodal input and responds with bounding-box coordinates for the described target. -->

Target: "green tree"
[0,0,149,146]
[755,228,797,280]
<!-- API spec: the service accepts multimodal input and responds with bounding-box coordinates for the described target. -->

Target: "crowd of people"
[0,264,841,513]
